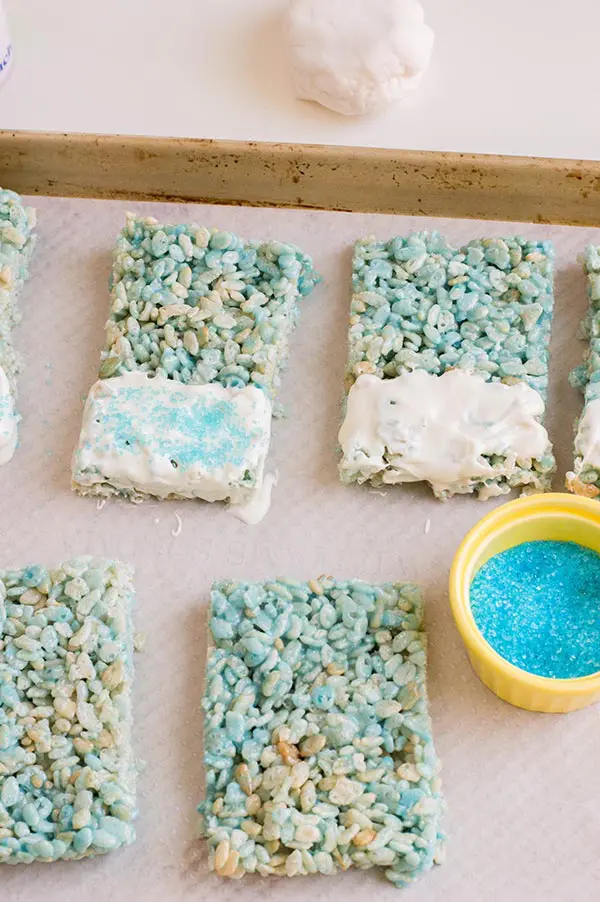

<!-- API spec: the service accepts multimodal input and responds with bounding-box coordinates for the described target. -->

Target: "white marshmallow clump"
[286,0,434,116]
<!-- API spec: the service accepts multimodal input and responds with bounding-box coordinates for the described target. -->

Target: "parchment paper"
[2,197,598,902]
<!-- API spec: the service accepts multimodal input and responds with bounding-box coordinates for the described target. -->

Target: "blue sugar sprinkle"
[470,540,600,679]
[97,386,262,471]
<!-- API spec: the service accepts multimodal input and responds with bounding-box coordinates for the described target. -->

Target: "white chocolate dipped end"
[0,365,18,465]
[567,398,600,497]
[73,372,274,520]
[339,370,549,498]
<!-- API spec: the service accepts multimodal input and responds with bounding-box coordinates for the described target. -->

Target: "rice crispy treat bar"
[0,557,137,863]
[0,188,36,464]
[100,214,318,394]
[338,232,556,499]
[567,246,600,497]
[200,577,444,888]
[72,215,318,509]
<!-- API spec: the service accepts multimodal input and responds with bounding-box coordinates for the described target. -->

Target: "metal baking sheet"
[2,196,599,902]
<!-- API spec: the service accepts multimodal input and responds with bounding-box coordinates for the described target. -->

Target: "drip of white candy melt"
[231,471,278,525]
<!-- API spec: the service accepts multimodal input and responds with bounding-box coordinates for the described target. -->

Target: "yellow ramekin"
[449,492,600,713]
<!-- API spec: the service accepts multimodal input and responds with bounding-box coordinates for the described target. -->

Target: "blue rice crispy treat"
[100,213,319,400]
[199,577,444,887]
[567,246,600,497]
[0,558,137,863]
[342,232,556,496]
[0,188,36,394]
[73,214,318,505]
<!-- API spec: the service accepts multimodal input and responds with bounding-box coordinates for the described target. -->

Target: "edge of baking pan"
[1,130,600,225]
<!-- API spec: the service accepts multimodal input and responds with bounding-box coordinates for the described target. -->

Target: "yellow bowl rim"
[449,492,600,697]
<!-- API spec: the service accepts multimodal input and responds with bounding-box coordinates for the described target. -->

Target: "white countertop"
[1,0,599,160]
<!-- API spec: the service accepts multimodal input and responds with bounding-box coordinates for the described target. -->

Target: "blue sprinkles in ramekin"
[470,540,600,679]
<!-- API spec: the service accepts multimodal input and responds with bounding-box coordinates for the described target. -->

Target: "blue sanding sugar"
[470,540,600,679]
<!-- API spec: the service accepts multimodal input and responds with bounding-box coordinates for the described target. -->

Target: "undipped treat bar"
[567,246,600,497]
[199,577,444,887]
[0,557,137,863]
[0,189,36,466]
[72,215,318,514]
[338,232,556,499]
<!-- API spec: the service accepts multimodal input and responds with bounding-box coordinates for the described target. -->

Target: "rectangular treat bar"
[73,373,271,503]
[0,557,137,863]
[72,215,318,513]
[0,188,36,465]
[339,232,555,499]
[199,577,444,888]
[567,245,600,497]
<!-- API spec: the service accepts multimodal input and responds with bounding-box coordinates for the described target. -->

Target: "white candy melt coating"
[73,373,272,510]
[0,366,18,465]
[339,371,549,496]
[573,398,600,468]
[286,0,434,116]
[232,471,278,525]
